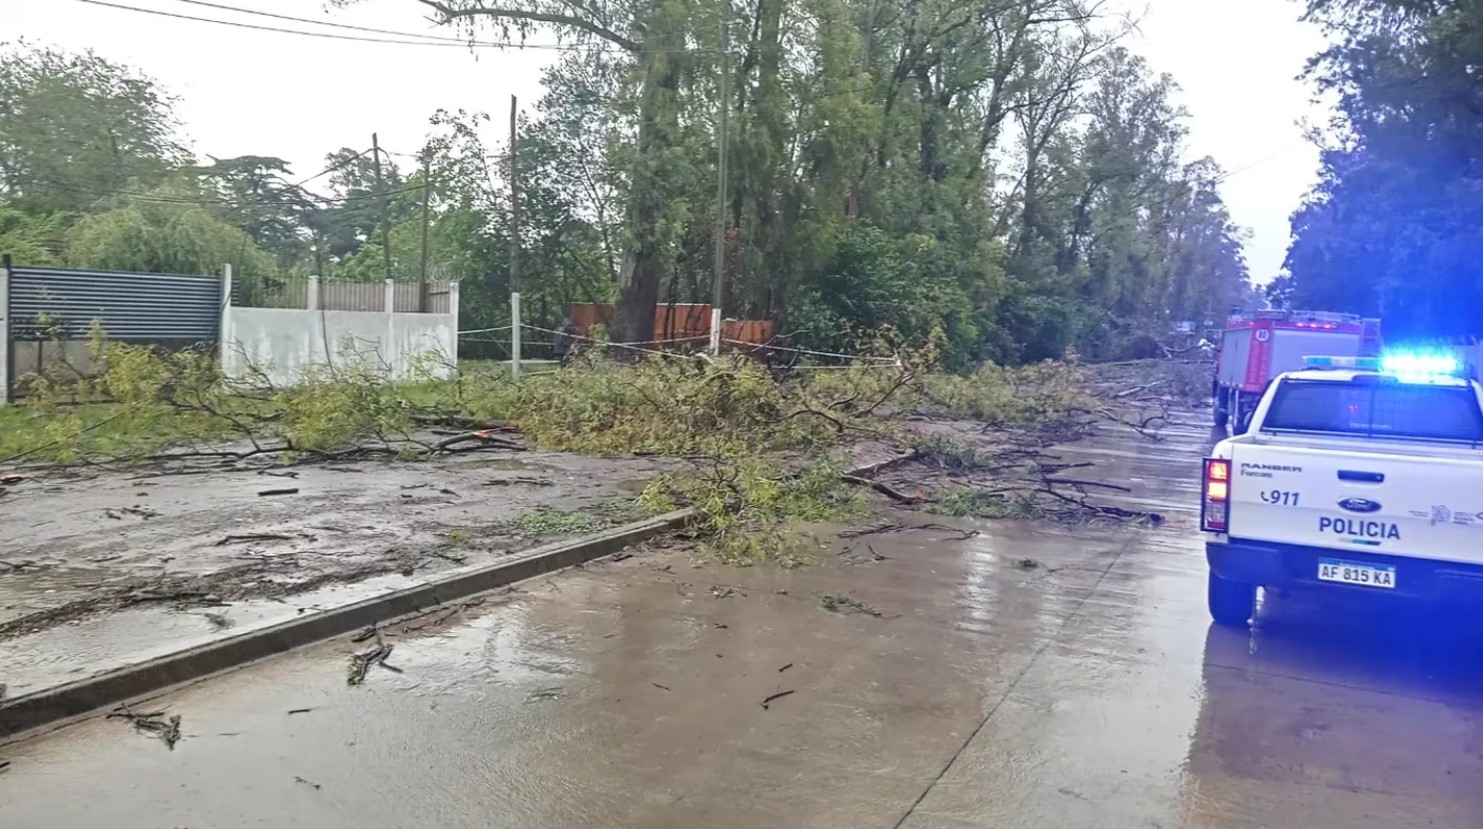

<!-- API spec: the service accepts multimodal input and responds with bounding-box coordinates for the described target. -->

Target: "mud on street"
[6,401,1483,828]
[0,447,669,695]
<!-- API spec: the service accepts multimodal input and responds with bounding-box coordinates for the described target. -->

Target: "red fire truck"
[1212,310,1382,428]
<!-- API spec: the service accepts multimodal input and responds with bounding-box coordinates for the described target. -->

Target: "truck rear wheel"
[1208,572,1256,627]
[1213,392,1229,428]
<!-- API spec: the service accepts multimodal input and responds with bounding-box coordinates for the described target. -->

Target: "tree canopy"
[1283,0,1483,338]
[2,14,1254,365]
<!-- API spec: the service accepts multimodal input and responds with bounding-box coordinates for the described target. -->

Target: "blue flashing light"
[1379,351,1462,383]
[1304,355,1380,370]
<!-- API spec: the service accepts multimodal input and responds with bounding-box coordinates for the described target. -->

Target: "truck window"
[1264,379,1483,442]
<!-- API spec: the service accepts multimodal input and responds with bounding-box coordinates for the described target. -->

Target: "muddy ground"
[10,400,1476,828]
[0,448,671,637]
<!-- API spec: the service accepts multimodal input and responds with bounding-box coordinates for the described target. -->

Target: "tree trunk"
[612,41,684,349]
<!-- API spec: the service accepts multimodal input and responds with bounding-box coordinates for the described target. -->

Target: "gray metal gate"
[2,264,223,401]
[8,266,221,341]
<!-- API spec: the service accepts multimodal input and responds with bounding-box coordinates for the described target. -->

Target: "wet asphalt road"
[4,415,1483,828]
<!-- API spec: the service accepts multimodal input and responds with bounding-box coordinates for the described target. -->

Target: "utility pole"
[371,133,393,285]
[418,151,432,312]
[711,0,730,356]
[509,95,523,379]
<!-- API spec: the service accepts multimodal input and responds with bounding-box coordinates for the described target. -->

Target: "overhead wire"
[71,0,720,54]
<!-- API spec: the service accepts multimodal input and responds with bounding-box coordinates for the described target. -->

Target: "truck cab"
[1201,354,1483,625]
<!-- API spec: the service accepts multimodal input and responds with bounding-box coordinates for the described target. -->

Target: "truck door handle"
[1338,470,1385,483]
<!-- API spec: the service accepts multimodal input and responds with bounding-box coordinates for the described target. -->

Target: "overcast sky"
[13,0,1328,283]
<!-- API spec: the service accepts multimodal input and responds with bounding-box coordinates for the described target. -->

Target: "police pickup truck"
[1201,354,1483,626]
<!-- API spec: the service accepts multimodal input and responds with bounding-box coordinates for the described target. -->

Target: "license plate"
[1317,558,1396,589]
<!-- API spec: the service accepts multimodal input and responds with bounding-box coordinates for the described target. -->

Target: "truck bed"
[1226,437,1483,567]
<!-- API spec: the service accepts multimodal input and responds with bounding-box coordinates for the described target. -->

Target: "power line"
[71,0,708,53]
[163,0,480,44]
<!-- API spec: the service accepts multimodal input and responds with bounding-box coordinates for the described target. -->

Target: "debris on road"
[1015,558,1042,570]
[201,612,234,630]
[399,597,488,634]
[346,639,394,686]
[761,689,795,710]
[350,625,380,643]
[711,586,742,599]
[294,775,321,790]
[525,687,563,703]
[821,594,883,617]
[841,474,921,505]
[0,759,10,773]
[778,663,794,673]
[104,506,159,520]
[107,705,182,750]
[215,533,295,546]
[287,708,313,715]
[257,487,300,497]
[839,522,977,540]
[652,683,672,691]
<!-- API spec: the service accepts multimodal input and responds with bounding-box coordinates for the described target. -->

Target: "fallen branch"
[841,474,920,505]
[107,704,182,750]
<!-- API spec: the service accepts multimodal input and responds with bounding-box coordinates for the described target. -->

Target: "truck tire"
[1207,572,1256,627]
[1213,391,1229,428]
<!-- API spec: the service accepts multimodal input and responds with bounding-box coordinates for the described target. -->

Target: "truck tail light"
[1202,459,1230,533]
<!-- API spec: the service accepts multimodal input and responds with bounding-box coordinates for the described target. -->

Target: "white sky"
[12,0,1329,283]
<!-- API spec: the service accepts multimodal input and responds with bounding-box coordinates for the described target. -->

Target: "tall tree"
[1285,0,1483,337]
[0,42,187,213]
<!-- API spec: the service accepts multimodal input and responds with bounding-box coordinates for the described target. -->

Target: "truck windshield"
[1264,378,1483,442]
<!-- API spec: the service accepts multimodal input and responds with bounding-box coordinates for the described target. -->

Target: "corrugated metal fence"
[3,264,224,402]
[9,266,221,341]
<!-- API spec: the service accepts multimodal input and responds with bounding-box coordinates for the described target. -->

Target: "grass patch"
[501,508,604,537]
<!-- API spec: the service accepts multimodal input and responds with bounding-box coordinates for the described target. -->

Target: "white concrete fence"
[220,269,459,387]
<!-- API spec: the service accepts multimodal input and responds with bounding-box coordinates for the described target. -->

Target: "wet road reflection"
[2,414,1482,829]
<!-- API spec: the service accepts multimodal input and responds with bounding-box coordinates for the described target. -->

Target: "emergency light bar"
[1303,355,1380,370]
[1303,352,1464,382]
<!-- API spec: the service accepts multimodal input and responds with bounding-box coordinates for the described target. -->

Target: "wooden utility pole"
[711,0,730,355]
[371,133,393,284]
[509,95,523,379]
[419,151,432,312]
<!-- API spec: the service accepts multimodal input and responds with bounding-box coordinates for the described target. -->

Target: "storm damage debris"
[104,506,159,520]
[761,690,795,710]
[215,533,295,546]
[258,487,300,497]
[346,636,395,686]
[821,594,883,617]
[839,522,977,540]
[294,775,322,790]
[107,705,182,750]
[525,687,563,703]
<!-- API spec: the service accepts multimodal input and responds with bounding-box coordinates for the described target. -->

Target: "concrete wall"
[221,278,458,387]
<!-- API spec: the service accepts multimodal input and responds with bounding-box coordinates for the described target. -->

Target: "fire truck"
[1211,310,1382,429]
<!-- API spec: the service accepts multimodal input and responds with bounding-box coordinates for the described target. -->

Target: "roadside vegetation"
[0,332,1127,565]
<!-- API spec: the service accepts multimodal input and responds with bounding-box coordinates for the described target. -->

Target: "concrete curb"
[0,451,919,742]
[0,509,695,741]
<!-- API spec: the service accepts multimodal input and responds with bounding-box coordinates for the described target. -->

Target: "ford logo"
[1338,498,1382,514]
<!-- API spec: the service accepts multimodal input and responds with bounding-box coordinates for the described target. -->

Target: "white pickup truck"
[1201,355,1483,626]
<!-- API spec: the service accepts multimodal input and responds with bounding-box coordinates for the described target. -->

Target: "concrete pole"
[218,263,233,377]
[511,291,522,380]
[385,278,396,376]
[0,254,11,406]
[711,0,730,357]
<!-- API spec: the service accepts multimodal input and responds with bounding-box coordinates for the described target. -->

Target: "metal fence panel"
[9,267,221,341]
